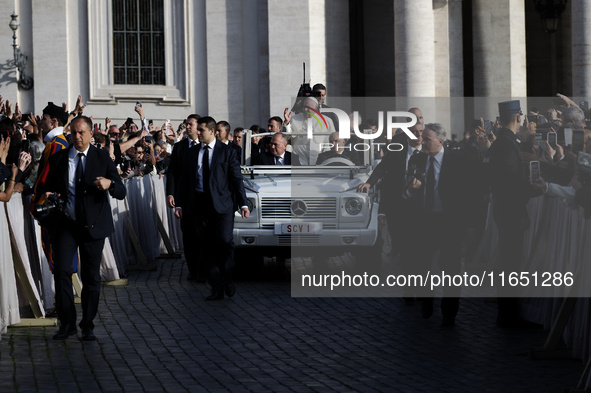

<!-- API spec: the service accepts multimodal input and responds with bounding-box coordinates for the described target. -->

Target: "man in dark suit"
[42,116,126,340]
[175,116,250,300]
[166,114,206,282]
[405,123,471,326]
[488,100,539,327]
[357,116,424,256]
[255,133,300,165]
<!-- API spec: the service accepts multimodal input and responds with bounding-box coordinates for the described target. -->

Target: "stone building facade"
[0,0,587,130]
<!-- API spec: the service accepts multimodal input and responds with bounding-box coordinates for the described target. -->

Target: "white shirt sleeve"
[546,183,576,200]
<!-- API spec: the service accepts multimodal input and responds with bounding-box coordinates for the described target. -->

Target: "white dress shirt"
[196,140,216,192]
[67,146,90,220]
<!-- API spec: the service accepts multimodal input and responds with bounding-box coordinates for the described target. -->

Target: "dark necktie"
[75,152,85,225]
[275,156,282,165]
[425,156,435,212]
[202,145,210,192]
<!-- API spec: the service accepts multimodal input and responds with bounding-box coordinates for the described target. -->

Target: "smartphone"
[136,101,142,107]
[547,131,557,149]
[573,130,585,153]
[564,128,573,146]
[581,101,589,113]
[528,115,539,124]
[529,161,541,183]
[149,119,153,125]
[121,160,130,172]
[537,140,546,157]
[483,120,493,134]
[21,139,30,154]
[0,129,8,141]
[534,133,543,142]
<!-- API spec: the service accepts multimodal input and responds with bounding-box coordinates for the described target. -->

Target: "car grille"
[261,197,337,219]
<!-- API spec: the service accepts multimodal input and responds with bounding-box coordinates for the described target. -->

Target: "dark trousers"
[406,212,462,320]
[50,220,105,331]
[180,215,205,279]
[494,212,525,321]
[192,193,235,292]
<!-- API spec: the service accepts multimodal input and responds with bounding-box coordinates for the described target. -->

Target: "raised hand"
[17,151,32,171]
[73,95,87,116]
[4,100,13,119]
[14,102,22,121]
[283,107,292,125]
[0,136,10,163]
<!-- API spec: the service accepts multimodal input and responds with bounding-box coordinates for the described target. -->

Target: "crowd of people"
[0,85,590,337]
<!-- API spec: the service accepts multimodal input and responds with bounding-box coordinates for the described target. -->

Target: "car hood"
[244,173,366,194]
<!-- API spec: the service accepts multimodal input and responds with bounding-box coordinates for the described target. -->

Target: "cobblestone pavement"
[0,257,584,393]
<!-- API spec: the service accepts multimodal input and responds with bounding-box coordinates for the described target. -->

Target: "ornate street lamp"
[9,13,33,90]
[534,0,567,33]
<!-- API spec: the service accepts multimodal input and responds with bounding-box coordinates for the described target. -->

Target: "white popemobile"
[233,130,380,264]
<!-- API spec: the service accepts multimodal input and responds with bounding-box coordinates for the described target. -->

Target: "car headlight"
[345,198,363,215]
[246,198,255,212]
[238,198,256,213]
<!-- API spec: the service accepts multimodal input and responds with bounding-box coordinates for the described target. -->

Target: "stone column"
[394,0,435,97]
[572,0,591,98]
[32,0,69,113]
[472,0,527,120]
[325,0,350,97]
[267,0,312,118]
[433,0,465,137]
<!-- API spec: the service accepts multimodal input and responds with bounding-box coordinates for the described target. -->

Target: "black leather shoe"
[422,300,434,319]
[225,282,236,298]
[205,291,224,301]
[53,326,77,340]
[82,329,97,341]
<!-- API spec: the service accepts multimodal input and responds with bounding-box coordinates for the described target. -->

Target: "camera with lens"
[32,192,69,224]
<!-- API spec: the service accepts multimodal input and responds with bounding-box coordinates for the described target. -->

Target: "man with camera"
[41,116,126,340]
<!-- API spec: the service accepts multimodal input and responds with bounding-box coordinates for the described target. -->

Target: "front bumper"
[234,226,378,248]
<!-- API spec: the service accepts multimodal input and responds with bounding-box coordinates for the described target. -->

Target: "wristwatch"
[109,179,115,190]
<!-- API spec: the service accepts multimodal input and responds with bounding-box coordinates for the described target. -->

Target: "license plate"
[274,223,323,235]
